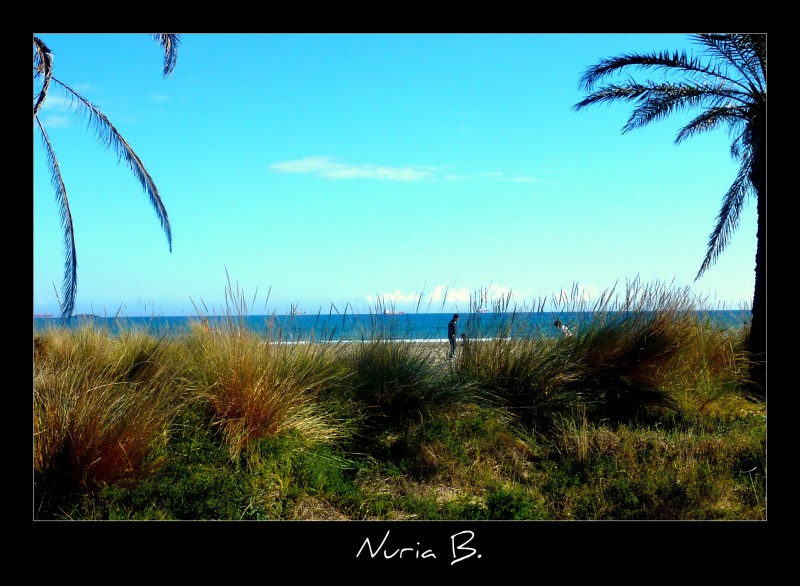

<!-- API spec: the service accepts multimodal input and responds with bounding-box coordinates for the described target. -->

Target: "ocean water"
[32,310,750,343]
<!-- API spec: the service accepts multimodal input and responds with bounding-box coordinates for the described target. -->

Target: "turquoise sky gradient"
[33,33,757,316]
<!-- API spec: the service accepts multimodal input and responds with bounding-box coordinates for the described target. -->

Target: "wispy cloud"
[271,157,435,182]
[429,285,472,304]
[366,283,514,308]
[37,88,89,129]
[365,290,421,305]
[40,94,73,111]
[271,156,541,183]
[70,82,93,93]
[41,115,71,128]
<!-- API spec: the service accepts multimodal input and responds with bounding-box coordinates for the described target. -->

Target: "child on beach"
[554,319,573,337]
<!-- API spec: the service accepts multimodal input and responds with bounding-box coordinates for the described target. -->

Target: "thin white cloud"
[39,84,93,110]
[70,82,93,93]
[41,115,71,128]
[366,284,516,308]
[271,156,541,183]
[366,290,421,305]
[483,284,513,299]
[40,94,73,111]
[428,285,471,304]
[271,157,434,182]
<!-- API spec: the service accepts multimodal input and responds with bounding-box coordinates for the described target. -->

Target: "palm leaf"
[35,116,77,319]
[33,35,53,118]
[574,34,765,279]
[152,33,180,78]
[695,155,753,280]
[51,76,173,252]
[33,33,180,319]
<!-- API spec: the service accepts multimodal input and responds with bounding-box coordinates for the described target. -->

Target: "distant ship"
[290,310,307,316]
[476,309,491,313]
[383,310,405,315]
[33,313,53,318]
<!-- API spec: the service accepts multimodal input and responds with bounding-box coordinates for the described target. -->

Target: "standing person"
[554,319,573,338]
[448,314,460,358]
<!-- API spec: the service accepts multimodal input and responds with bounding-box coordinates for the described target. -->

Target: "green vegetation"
[33,281,765,520]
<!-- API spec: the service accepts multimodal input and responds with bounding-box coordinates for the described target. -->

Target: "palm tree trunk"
[748,118,766,398]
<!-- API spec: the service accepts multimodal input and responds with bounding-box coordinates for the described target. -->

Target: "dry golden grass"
[181,322,347,459]
[34,325,187,516]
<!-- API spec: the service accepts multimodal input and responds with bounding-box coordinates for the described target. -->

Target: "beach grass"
[32,279,765,520]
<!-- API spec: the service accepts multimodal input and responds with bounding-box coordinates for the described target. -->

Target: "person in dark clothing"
[448,314,460,358]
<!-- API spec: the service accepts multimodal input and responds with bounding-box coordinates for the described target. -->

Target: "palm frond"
[577,51,686,91]
[575,80,739,136]
[152,34,180,78]
[620,83,720,133]
[575,39,762,118]
[695,155,753,280]
[675,105,748,144]
[33,36,53,118]
[36,116,77,319]
[697,34,766,96]
[50,76,173,252]
[577,49,732,94]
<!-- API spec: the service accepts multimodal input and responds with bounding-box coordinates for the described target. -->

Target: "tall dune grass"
[32,278,763,520]
[184,276,349,460]
[180,322,347,459]
[33,324,187,518]
[341,338,492,431]
[456,278,751,434]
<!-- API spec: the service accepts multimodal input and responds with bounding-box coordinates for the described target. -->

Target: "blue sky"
[33,33,757,317]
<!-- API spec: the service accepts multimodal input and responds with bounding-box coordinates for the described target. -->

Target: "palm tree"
[33,34,180,319]
[573,33,766,397]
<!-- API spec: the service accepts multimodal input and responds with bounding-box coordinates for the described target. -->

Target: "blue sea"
[32,310,751,343]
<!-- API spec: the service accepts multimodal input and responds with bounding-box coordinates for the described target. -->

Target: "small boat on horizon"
[383,310,406,315]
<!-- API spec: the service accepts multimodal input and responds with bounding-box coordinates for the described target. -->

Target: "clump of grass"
[455,279,752,434]
[342,338,491,432]
[184,276,349,460]
[33,324,187,519]
[183,328,347,460]
[565,280,755,425]
[457,336,587,434]
[668,313,753,420]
